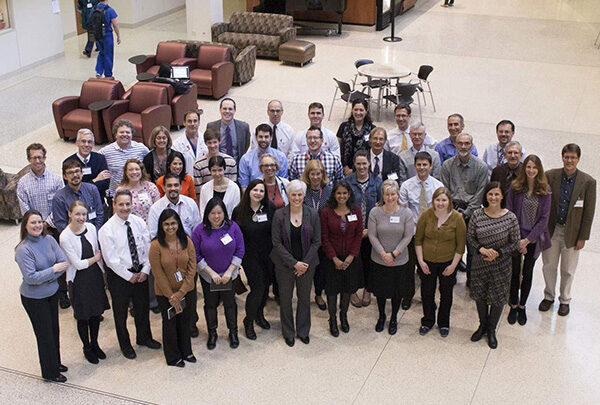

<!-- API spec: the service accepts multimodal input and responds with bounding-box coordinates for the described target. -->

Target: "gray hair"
[76,128,94,142]
[456,132,473,143]
[286,179,307,195]
[259,153,281,171]
[505,140,522,152]
[409,122,426,132]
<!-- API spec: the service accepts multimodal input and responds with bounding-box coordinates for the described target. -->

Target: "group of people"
[15,98,596,383]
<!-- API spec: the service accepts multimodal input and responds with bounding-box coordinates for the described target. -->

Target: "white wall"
[59,0,77,38]
[0,30,20,76]
[186,0,222,40]
[111,0,184,26]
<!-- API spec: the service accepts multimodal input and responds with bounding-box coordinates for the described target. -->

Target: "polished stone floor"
[1,1,599,404]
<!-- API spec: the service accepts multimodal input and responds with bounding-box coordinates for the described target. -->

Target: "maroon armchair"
[174,45,234,99]
[52,78,125,143]
[135,41,187,75]
[102,83,172,146]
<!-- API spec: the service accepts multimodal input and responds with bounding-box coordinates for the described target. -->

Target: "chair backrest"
[354,59,373,69]
[155,41,187,66]
[79,79,125,109]
[133,82,175,102]
[417,65,434,81]
[229,11,293,36]
[334,78,352,95]
[197,45,231,70]
[128,83,168,114]
[396,83,419,98]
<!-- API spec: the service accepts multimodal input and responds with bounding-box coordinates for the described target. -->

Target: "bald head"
[267,100,283,125]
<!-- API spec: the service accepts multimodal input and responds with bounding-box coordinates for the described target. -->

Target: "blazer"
[271,205,321,270]
[63,152,109,198]
[546,168,596,248]
[206,119,251,163]
[506,187,552,257]
[199,179,241,218]
[373,149,403,185]
[320,206,363,259]
[59,222,104,283]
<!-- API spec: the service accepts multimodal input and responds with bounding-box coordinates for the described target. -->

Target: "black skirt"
[324,254,364,295]
[69,263,110,320]
[370,262,410,299]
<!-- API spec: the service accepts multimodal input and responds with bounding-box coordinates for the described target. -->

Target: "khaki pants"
[541,225,580,304]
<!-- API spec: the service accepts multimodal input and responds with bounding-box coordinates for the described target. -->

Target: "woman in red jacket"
[320,181,364,337]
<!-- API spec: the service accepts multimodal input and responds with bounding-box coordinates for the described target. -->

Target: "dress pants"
[406,238,420,300]
[510,243,537,306]
[359,237,373,292]
[21,293,61,379]
[95,33,114,77]
[418,260,455,328]
[243,254,273,322]
[199,277,237,331]
[274,265,315,340]
[106,269,153,350]
[541,225,580,304]
[157,291,193,365]
[313,248,326,296]
[190,274,199,329]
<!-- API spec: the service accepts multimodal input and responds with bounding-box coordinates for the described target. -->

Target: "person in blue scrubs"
[94,0,120,79]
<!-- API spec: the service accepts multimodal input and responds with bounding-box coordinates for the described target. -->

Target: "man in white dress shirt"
[294,102,341,159]
[399,151,444,310]
[98,189,161,359]
[399,123,442,180]
[172,109,208,177]
[482,119,526,176]
[251,100,297,161]
[386,105,436,155]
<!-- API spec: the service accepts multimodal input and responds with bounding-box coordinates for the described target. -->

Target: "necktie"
[373,156,380,177]
[497,146,505,166]
[83,157,89,166]
[401,131,408,151]
[125,220,140,272]
[271,124,278,149]
[224,126,234,157]
[418,180,428,215]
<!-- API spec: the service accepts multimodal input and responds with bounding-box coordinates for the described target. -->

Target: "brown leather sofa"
[102,83,172,146]
[52,78,125,143]
[135,41,187,75]
[173,45,234,99]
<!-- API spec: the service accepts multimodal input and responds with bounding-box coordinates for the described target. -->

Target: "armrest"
[122,89,132,99]
[141,105,172,145]
[136,55,157,75]
[233,46,256,85]
[211,22,230,42]
[278,27,296,43]
[211,62,234,99]
[102,100,130,142]
[172,57,197,70]
[52,96,80,138]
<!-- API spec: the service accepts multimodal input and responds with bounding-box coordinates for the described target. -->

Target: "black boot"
[486,305,503,349]
[329,317,339,337]
[339,312,349,333]
[206,329,218,350]
[229,329,240,349]
[471,325,487,342]
[472,300,489,342]
[243,317,257,340]
[487,329,498,349]
[83,346,98,364]
[255,309,271,330]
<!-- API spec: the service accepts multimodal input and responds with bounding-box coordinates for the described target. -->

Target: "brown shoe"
[361,291,372,307]
[558,304,570,316]
[538,299,553,312]
[350,293,362,308]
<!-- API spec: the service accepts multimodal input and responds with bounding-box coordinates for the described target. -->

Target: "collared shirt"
[193,152,238,200]
[288,150,343,184]
[399,175,444,225]
[557,170,577,225]
[146,195,201,239]
[490,162,522,196]
[435,137,479,164]
[370,150,384,178]
[239,147,288,187]
[17,169,64,221]
[99,141,149,196]
[219,121,239,161]
[399,145,442,180]
[172,135,208,177]
[250,121,297,160]
[63,151,110,198]
[98,213,151,280]
[482,141,526,176]
[293,126,341,159]
[52,183,104,233]
[385,127,437,155]
[440,155,488,218]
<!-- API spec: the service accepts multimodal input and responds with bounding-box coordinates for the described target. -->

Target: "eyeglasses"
[268,109,282,113]
[65,169,82,175]
[261,164,277,169]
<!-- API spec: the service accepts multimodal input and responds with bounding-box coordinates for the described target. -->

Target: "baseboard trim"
[0,52,65,81]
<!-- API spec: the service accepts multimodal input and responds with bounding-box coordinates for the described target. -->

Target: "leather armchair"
[52,78,125,143]
[135,41,187,75]
[173,45,234,99]
[102,83,172,146]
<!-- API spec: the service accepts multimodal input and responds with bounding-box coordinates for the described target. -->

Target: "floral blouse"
[116,181,160,222]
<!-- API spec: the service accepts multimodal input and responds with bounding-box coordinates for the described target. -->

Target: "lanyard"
[168,240,181,269]
[311,188,322,210]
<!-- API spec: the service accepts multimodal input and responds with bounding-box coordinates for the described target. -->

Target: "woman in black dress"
[59,201,110,364]
[232,179,276,340]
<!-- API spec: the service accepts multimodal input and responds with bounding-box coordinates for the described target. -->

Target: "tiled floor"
[1,1,600,404]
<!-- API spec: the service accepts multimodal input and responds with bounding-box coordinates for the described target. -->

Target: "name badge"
[390,216,400,223]
[87,2,93,7]
[47,193,55,201]
[364,134,370,142]
[88,211,97,220]
[574,200,584,208]
[347,214,357,222]
[220,233,233,245]
[388,173,398,181]
[138,192,150,202]
[174,270,183,282]
[82,167,92,175]
[256,213,268,222]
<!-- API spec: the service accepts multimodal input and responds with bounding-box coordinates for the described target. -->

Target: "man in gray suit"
[540,143,596,316]
[399,123,442,181]
[206,98,251,164]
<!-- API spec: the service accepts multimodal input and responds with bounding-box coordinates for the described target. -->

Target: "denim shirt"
[345,173,382,225]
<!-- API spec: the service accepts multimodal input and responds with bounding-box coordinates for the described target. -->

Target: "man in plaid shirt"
[288,126,343,184]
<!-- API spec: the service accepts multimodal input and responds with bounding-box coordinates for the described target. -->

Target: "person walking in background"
[78,0,98,57]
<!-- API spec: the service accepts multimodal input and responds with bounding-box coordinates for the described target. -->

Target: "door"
[74,0,85,35]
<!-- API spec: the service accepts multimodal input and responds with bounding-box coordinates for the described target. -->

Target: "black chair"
[329,78,370,120]
[383,82,423,121]
[399,65,436,112]
[353,59,390,92]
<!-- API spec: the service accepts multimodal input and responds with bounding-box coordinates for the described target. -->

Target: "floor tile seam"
[468,349,491,405]
[350,334,393,405]
[0,366,158,405]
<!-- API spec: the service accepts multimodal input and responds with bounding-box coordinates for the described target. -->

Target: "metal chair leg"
[343,98,350,119]
[416,90,423,123]
[427,82,436,112]
[328,87,339,120]
[420,80,427,107]
[596,30,600,48]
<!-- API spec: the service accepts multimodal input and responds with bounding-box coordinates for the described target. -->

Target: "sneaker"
[419,325,431,336]
[440,327,449,337]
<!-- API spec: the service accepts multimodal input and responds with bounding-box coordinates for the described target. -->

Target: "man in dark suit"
[206,98,251,164]
[540,143,596,316]
[63,128,110,200]
[368,127,403,186]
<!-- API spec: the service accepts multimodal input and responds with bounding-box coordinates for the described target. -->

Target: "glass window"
[0,0,10,31]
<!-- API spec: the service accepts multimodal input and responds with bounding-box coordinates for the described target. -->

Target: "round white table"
[356,63,412,120]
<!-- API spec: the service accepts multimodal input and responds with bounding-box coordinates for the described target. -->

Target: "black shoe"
[507,307,518,324]
[298,335,310,344]
[538,299,553,312]
[329,318,339,337]
[419,325,431,336]
[58,364,68,373]
[169,359,185,368]
[487,330,498,349]
[207,330,217,350]
[274,295,280,305]
[184,354,196,363]
[440,327,450,337]
[99,315,104,322]
[83,50,91,58]
[83,347,99,364]
[375,316,386,332]
[517,307,527,325]
[471,325,486,342]
[59,297,71,309]
[388,319,398,335]
[285,337,295,347]
[558,303,570,316]
[243,318,257,340]
[401,298,412,310]
[46,374,67,383]
[150,306,161,314]
[138,339,161,349]
[315,295,327,311]
[129,306,135,317]
[229,330,240,349]
[457,260,466,272]
[190,325,199,338]
[255,312,271,330]
[340,312,349,333]
[122,347,137,359]
[92,344,106,360]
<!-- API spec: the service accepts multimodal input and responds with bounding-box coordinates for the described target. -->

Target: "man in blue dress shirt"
[435,113,478,164]
[238,124,288,189]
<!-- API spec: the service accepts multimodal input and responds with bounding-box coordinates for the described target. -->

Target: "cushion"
[218,32,280,54]
[229,12,292,36]
[62,109,92,129]
[189,69,212,91]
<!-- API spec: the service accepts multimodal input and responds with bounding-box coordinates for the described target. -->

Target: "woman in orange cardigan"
[156,151,197,202]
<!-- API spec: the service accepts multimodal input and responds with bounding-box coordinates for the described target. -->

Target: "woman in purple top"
[506,155,551,325]
[192,197,245,350]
